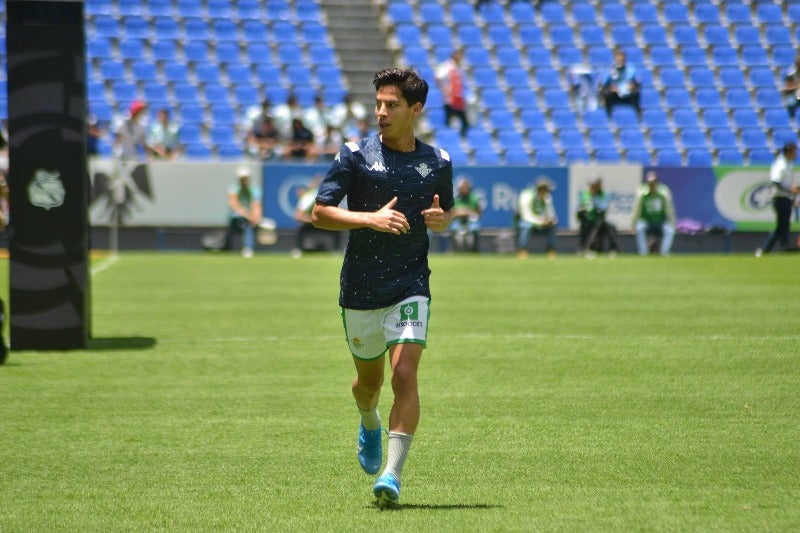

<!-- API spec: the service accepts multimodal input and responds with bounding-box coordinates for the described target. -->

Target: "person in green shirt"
[577,177,620,257]
[448,177,482,252]
[632,171,676,255]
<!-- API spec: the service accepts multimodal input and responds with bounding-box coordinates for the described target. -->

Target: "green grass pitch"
[1,252,799,531]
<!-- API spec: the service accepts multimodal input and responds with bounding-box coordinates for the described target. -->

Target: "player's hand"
[370,197,410,235]
[422,194,450,232]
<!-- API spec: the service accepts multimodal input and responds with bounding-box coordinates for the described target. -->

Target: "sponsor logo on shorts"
[396,302,423,328]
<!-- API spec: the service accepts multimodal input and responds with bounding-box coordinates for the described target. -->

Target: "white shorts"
[341,296,430,360]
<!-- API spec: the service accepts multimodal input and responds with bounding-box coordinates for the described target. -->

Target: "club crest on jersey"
[415,163,432,177]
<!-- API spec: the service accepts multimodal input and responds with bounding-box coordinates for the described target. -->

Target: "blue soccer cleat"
[357,424,382,475]
[373,472,400,509]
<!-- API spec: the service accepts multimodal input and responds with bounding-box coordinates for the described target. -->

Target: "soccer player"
[311,68,454,508]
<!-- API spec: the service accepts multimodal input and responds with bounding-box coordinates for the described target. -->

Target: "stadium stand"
[2,1,797,164]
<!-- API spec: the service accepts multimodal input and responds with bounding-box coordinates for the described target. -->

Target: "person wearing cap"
[632,171,676,256]
[516,177,558,259]
[577,177,620,257]
[114,100,151,160]
[756,142,799,256]
[224,165,262,258]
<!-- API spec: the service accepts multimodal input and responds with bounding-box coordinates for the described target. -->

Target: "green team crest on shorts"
[401,302,418,321]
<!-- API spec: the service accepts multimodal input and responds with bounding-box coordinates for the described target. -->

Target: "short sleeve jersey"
[316,136,454,310]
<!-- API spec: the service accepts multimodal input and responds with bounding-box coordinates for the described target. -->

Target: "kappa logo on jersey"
[415,163,432,177]
[367,161,387,172]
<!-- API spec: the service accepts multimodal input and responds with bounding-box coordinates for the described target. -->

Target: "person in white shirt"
[516,177,558,258]
[435,49,469,136]
[756,142,799,256]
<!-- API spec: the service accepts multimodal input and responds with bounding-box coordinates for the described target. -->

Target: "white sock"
[382,432,413,482]
[358,406,381,431]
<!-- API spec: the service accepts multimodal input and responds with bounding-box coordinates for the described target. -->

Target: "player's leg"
[343,307,388,475]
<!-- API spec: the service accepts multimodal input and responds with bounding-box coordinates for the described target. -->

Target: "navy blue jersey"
[316,136,454,310]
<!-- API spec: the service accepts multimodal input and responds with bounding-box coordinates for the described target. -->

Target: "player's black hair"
[373,68,428,108]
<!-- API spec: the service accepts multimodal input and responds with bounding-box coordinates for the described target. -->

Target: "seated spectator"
[568,64,599,114]
[273,92,304,139]
[600,48,641,118]
[318,123,344,161]
[781,52,800,119]
[303,94,330,142]
[246,115,282,160]
[632,171,676,256]
[448,177,482,252]
[148,108,181,159]
[345,117,376,143]
[577,177,619,257]
[327,93,367,133]
[285,117,318,161]
[516,177,558,259]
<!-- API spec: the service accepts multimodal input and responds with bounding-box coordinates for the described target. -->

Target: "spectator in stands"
[448,177,482,252]
[273,92,304,140]
[246,114,282,160]
[516,177,558,259]
[345,117,377,143]
[632,171,676,256]
[327,93,367,134]
[304,94,331,142]
[756,142,799,257]
[285,117,318,161]
[435,48,470,137]
[577,177,619,258]
[224,165,262,258]
[318,123,345,160]
[114,100,150,160]
[569,65,599,115]
[148,108,181,159]
[781,53,800,119]
[600,48,641,118]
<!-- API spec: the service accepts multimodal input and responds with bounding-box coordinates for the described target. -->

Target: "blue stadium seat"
[518,25,544,47]
[625,148,652,165]
[564,147,591,163]
[87,38,113,60]
[179,125,202,146]
[649,128,677,150]
[205,85,231,106]
[540,2,567,24]
[610,107,640,128]
[526,48,554,68]
[587,47,613,65]
[681,46,708,67]
[695,88,724,109]
[672,25,699,47]
[112,82,137,102]
[286,64,313,86]
[210,104,236,125]
[717,149,744,165]
[184,41,209,64]
[509,1,535,24]
[740,128,770,151]
[589,129,616,150]
[734,25,761,47]
[611,25,637,47]
[633,3,659,24]
[207,0,232,20]
[387,3,414,24]
[93,15,121,39]
[497,130,527,152]
[701,109,730,129]
[472,67,499,88]
[712,47,739,67]
[558,129,586,151]
[99,60,126,81]
[580,25,606,47]
[789,4,800,23]
[656,149,683,166]
[641,25,668,47]
[164,63,190,84]
[395,24,422,46]
[703,25,730,46]
[755,89,783,109]
[649,46,677,68]
[749,149,774,165]
[473,147,501,165]
[763,109,792,130]
[243,20,268,42]
[757,4,783,24]
[478,2,506,25]
[551,109,578,131]
[665,88,692,108]
[529,130,555,151]
[726,89,752,109]
[725,4,751,25]
[450,3,476,25]
[680,129,708,150]
[466,126,494,149]
[549,25,575,47]
[520,109,547,130]
[153,17,180,40]
[731,109,760,130]
[582,109,609,129]
[533,149,561,166]
[427,24,453,48]
[419,2,445,25]
[505,149,531,165]
[718,68,746,88]
[277,44,304,64]
[571,3,596,24]
[686,149,713,166]
[465,46,492,67]
[710,128,739,150]
[673,108,700,130]
[184,143,212,159]
[487,24,514,47]
[694,4,721,24]
[301,21,329,44]
[131,61,158,82]
[496,46,523,68]
[152,40,177,63]
[543,89,571,109]
[601,3,628,24]
[619,129,647,151]
[659,68,686,88]
[214,20,239,42]
[234,85,259,108]
[481,88,507,110]
[556,47,583,67]
[663,3,690,24]
[688,67,715,88]
[488,109,516,131]
[183,18,210,41]
[765,26,792,47]
[457,25,483,47]
[272,21,297,43]
[741,45,769,68]
[594,148,621,162]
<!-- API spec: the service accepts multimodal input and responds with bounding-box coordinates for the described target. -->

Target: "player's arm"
[312,197,410,235]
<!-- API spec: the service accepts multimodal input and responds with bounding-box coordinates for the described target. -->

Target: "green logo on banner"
[401,302,418,321]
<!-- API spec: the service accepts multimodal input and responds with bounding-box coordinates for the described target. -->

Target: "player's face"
[375,86,421,144]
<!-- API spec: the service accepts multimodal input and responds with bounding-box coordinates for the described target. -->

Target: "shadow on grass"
[371,502,503,511]
[88,337,157,351]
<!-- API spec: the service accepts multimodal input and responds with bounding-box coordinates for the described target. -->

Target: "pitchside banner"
[85,160,797,232]
[7,1,90,349]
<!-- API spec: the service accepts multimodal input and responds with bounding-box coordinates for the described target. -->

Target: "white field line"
[90,253,119,276]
